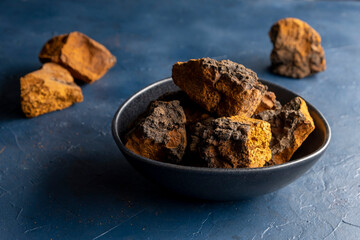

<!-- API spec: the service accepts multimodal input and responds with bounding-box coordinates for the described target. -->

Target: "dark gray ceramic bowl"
[112,78,331,201]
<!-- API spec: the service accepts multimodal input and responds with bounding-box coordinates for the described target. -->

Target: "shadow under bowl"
[112,78,331,201]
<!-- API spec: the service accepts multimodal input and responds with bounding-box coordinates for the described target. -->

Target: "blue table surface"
[1,0,360,239]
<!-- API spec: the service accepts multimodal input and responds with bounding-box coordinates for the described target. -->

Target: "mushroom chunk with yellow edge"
[189,115,272,168]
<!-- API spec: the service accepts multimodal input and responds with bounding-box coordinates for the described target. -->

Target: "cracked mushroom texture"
[172,58,267,117]
[189,115,272,168]
[254,97,315,165]
[254,91,281,114]
[157,91,213,126]
[39,31,116,83]
[269,18,326,78]
[20,63,83,118]
[125,100,187,164]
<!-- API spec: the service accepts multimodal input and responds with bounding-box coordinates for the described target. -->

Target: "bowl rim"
[112,77,331,173]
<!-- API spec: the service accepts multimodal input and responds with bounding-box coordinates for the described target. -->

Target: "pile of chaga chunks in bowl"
[124,58,315,169]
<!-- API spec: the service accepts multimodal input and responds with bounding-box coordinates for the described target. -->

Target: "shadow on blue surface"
[18,148,262,238]
[0,66,36,120]
[28,150,229,216]
[38,152,240,206]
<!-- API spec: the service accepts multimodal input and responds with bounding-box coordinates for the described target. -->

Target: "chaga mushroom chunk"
[157,91,213,126]
[125,100,187,164]
[172,58,267,117]
[39,31,116,83]
[254,91,281,114]
[269,18,326,78]
[254,97,315,164]
[20,63,83,118]
[189,115,272,168]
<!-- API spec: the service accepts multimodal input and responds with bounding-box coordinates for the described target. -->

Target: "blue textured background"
[0,0,359,239]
